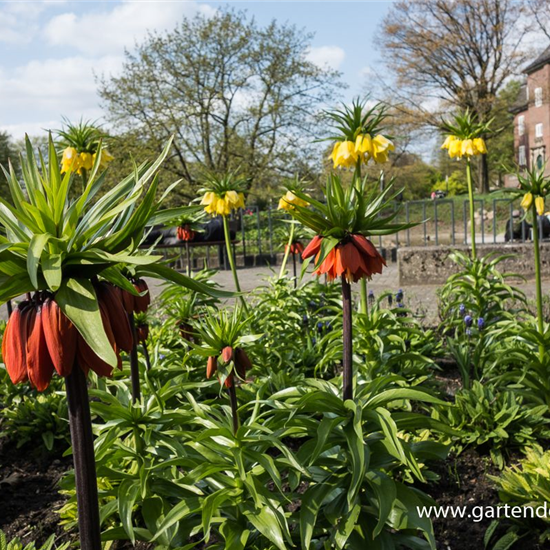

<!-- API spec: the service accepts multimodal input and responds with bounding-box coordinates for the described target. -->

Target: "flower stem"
[354,160,368,316]
[466,158,477,259]
[227,378,240,434]
[278,222,295,279]
[142,342,152,371]
[360,279,368,315]
[128,313,141,403]
[223,215,248,312]
[532,204,545,361]
[341,277,353,401]
[65,365,101,550]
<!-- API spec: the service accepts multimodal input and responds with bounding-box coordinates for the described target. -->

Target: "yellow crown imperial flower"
[92,150,114,169]
[77,152,94,175]
[330,140,358,169]
[61,147,81,174]
[461,139,475,157]
[448,139,463,159]
[521,192,533,211]
[441,135,458,150]
[354,134,373,159]
[225,190,245,210]
[278,190,308,211]
[371,134,395,164]
[536,196,545,216]
[473,138,487,155]
[201,191,219,215]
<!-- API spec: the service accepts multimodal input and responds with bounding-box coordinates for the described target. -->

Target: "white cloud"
[0,55,122,137]
[306,46,345,70]
[0,2,47,44]
[43,0,212,55]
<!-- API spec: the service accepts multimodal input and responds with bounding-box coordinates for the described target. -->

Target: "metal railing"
[154,197,546,270]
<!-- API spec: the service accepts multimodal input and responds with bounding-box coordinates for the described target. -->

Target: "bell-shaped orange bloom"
[234,347,252,379]
[3,303,34,385]
[302,234,386,282]
[133,279,151,314]
[136,323,149,343]
[96,282,134,352]
[42,298,77,377]
[302,235,323,259]
[206,356,218,378]
[286,241,304,255]
[177,225,196,241]
[26,306,56,392]
[221,346,233,363]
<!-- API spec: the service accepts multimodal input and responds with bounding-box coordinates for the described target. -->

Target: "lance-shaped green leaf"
[55,278,117,367]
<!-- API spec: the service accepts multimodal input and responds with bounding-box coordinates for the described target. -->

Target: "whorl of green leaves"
[288,175,415,254]
[514,164,550,197]
[324,97,390,142]
[441,109,493,140]
[55,117,106,154]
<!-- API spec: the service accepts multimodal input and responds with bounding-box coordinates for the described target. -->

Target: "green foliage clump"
[432,381,549,469]
[0,530,69,550]
[431,170,468,196]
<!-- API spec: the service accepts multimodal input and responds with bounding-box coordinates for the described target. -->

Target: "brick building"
[512,45,550,176]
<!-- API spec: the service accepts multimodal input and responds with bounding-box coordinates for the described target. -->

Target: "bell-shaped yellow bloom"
[61,147,80,174]
[536,196,545,216]
[225,190,240,206]
[461,139,475,157]
[448,139,463,159]
[77,152,94,175]
[473,138,487,155]
[354,134,373,159]
[331,140,357,169]
[92,149,114,169]
[441,135,458,150]
[521,192,533,211]
[201,192,216,206]
[371,135,394,164]
[278,190,308,211]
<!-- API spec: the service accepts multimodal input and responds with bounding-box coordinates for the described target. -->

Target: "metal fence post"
[463,201,468,245]
[422,201,427,245]
[434,200,439,246]
[268,204,273,257]
[256,206,262,258]
[450,201,455,245]
[241,209,247,265]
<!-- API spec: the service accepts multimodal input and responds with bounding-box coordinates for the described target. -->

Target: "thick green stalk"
[223,216,248,312]
[278,222,295,279]
[355,159,368,315]
[532,204,545,361]
[466,159,477,259]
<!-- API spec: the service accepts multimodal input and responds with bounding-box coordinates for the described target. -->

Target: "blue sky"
[0,1,393,139]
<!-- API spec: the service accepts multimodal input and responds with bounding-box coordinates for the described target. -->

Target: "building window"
[518,115,525,136]
[535,87,543,107]
[536,123,543,138]
[537,154,544,170]
[519,145,526,166]
[526,86,530,101]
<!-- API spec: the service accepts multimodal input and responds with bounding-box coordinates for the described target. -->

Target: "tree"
[377,0,529,193]
[0,132,20,199]
[98,9,343,202]
[526,0,550,41]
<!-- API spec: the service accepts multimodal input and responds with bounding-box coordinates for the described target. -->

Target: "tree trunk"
[478,153,490,194]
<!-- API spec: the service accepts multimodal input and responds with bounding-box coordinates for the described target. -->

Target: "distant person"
[504,210,531,242]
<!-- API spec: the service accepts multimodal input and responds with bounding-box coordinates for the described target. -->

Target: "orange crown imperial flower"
[2,286,133,391]
[302,234,386,283]
[177,225,196,241]
[285,241,304,255]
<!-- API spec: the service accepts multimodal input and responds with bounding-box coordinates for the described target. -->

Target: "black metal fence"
[155,197,546,271]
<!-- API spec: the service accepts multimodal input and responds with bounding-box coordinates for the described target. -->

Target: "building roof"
[525,44,550,75]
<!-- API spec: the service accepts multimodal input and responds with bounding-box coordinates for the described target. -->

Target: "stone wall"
[398,243,550,285]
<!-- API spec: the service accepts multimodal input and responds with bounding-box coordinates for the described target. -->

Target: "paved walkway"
[3,263,548,326]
